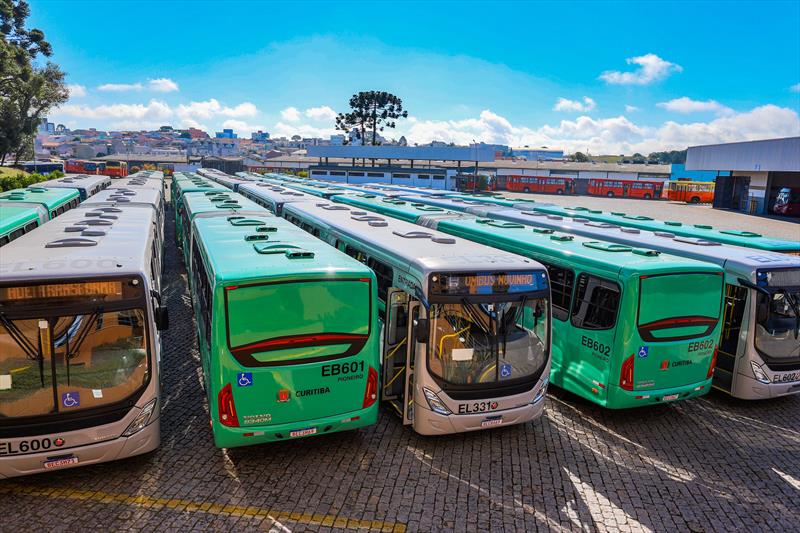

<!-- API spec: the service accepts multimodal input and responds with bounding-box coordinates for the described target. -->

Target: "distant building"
[510,147,564,160]
[330,134,346,146]
[215,128,238,139]
[251,130,270,142]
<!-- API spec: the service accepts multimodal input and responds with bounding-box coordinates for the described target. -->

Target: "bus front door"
[383,289,410,419]
[404,301,421,425]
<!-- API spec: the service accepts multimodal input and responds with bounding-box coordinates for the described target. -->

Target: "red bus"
[103,160,129,177]
[587,178,663,199]
[65,159,105,175]
[505,175,575,194]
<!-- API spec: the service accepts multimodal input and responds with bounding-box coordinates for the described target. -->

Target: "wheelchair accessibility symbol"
[637,346,649,359]
[500,364,513,379]
[237,372,253,387]
[62,391,80,408]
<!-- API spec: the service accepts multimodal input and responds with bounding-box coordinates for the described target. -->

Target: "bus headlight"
[533,378,549,404]
[122,398,158,437]
[750,361,771,384]
[423,387,452,416]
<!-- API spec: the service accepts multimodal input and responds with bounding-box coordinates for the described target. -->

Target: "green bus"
[0,186,80,220]
[187,213,380,448]
[0,205,45,247]
[331,193,726,408]
[179,190,265,265]
[171,173,228,247]
[528,204,800,254]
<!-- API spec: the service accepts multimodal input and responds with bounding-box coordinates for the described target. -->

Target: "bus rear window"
[225,280,371,366]
[638,273,722,342]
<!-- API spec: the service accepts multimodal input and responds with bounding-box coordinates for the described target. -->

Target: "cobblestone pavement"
[1,206,799,533]
[502,192,799,241]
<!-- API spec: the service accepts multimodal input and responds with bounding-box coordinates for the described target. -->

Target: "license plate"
[481,416,503,428]
[662,394,680,401]
[43,457,79,470]
[289,427,317,438]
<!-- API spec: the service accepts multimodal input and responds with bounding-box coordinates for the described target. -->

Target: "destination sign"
[0,281,124,302]
[431,271,547,296]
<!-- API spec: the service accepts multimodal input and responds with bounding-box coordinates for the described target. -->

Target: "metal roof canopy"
[685,137,800,172]
[306,145,496,162]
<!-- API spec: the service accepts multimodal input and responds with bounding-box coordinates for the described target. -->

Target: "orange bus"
[65,159,105,175]
[587,178,663,199]
[103,160,129,178]
[665,180,715,204]
[505,175,575,194]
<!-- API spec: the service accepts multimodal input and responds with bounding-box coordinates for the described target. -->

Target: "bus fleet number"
[322,361,364,377]
[581,336,610,356]
[0,437,59,456]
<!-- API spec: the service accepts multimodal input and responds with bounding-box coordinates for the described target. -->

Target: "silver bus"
[238,181,314,216]
[395,194,800,400]
[36,174,112,200]
[0,202,168,478]
[281,200,551,435]
[197,168,256,192]
[111,170,166,191]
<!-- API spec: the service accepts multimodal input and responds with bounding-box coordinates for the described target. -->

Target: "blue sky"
[33,0,800,153]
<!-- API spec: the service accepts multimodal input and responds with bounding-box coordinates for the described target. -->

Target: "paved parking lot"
[1,205,799,532]
[503,192,799,241]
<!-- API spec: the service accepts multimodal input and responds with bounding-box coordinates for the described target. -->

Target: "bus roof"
[0,204,157,282]
[0,186,79,210]
[183,190,265,219]
[192,214,374,283]
[282,200,545,276]
[37,173,111,192]
[174,177,228,197]
[332,193,715,276]
[394,195,800,275]
[530,203,799,252]
[238,182,314,207]
[82,187,163,210]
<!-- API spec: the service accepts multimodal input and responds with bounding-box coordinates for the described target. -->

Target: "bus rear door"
[383,289,418,424]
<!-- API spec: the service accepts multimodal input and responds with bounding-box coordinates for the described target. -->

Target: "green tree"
[336,91,408,145]
[0,0,68,164]
[572,151,589,162]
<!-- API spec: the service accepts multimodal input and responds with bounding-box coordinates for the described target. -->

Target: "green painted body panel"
[531,204,800,253]
[172,177,228,246]
[0,187,79,220]
[189,214,380,448]
[179,190,266,263]
[0,205,39,239]
[315,193,724,408]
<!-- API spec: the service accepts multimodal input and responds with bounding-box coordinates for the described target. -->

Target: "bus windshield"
[755,286,800,363]
[428,298,549,385]
[226,279,371,365]
[638,273,722,342]
[0,309,149,419]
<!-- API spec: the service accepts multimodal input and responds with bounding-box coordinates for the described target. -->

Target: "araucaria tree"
[0,0,68,164]
[335,91,408,145]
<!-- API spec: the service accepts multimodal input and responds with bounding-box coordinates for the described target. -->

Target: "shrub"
[0,170,65,191]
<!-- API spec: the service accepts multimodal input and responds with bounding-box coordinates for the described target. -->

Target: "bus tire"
[607,191,615,197]
[644,193,652,199]
[524,187,530,193]
[690,196,701,204]
[556,189,563,195]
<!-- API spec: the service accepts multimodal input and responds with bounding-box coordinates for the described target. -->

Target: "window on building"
[368,172,384,178]
[330,171,346,176]
[393,173,410,179]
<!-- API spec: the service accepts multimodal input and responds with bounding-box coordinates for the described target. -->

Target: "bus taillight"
[707,346,718,379]
[620,355,635,391]
[218,383,239,427]
[363,366,378,408]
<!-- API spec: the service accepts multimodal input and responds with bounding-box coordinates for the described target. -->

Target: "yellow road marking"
[0,483,406,532]
[9,366,30,374]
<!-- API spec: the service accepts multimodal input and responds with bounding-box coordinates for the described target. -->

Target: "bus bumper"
[212,405,378,449]
[411,397,545,435]
[732,372,800,399]
[0,418,160,479]
[607,379,712,409]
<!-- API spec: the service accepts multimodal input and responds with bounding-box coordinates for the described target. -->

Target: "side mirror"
[414,318,429,344]
[155,306,170,331]
[737,277,770,296]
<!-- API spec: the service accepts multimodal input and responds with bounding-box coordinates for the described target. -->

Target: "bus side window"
[719,284,748,365]
[191,241,213,351]
[0,235,9,246]
[23,221,38,233]
[344,244,367,264]
[366,257,394,301]
[570,274,620,330]
[9,228,24,241]
[543,262,575,321]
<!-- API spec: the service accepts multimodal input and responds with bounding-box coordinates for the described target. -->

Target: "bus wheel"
[690,196,701,204]
[644,193,652,199]
[607,191,615,197]
[524,187,530,193]
[556,189,563,195]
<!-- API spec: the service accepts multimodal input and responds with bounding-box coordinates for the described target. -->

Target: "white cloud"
[599,53,682,85]
[175,99,258,121]
[304,105,337,122]
[272,121,338,139]
[57,99,173,121]
[625,105,639,113]
[393,105,799,154]
[97,82,144,92]
[281,107,301,122]
[148,78,179,92]
[791,83,800,93]
[67,84,87,98]
[657,97,732,115]
[554,96,596,112]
